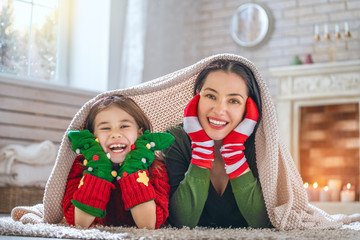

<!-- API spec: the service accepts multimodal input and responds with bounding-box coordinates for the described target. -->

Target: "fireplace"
[299,102,359,201]
[269,60,360,211]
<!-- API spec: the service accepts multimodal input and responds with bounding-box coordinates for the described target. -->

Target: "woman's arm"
[163,125,210,228]
[230,170,271,228]
[168,164,210,228]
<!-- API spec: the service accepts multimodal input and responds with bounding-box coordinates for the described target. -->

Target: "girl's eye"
[100,127,110,130]
[120,125,129,129]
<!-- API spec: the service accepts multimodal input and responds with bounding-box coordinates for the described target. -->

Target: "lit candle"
[324,24,328,34]
[341,183,355,202]
[312,182,319,201]
[344,22,349,32]
[319,186,331,202]
[314,25,319,35]
[328,179,341,201]
[304,182,320,201]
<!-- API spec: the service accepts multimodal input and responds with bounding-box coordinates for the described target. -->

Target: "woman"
[163,59,271,228]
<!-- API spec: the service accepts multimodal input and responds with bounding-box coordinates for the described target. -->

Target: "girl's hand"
[68,130,115,219]
[117,131,174,178]
[220,97,259,179]
[116,131,174,212]
[183,94,215,169]
[68,130,114,182]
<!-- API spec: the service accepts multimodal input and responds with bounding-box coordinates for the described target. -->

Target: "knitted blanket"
[10,53,360,230]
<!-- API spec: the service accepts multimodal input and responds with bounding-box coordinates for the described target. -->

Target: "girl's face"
[198,70,248,141]
[93,105,142,164]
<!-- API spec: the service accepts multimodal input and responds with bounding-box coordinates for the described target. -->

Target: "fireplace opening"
[299,102,359,201]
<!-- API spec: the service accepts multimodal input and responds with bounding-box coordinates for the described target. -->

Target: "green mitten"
[68,130,116,182]
[117,130,175,178]
[68,130,117,218]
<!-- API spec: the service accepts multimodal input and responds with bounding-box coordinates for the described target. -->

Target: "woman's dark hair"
[85,95,152,134]
[194,59,262,179]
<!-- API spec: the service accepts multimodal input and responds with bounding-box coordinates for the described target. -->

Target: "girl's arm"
[130,200,156,229]
[129,159,171,229]
[230,170,271,228]
[62,156,96,227]
[163,125,210,228]
[118,160,170,229]
[74,207,96,228]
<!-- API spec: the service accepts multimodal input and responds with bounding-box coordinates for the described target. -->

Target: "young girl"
[62,95,174,229]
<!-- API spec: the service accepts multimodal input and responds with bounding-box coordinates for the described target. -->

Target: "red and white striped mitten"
[220,97,259,179]
[183,94,215,169]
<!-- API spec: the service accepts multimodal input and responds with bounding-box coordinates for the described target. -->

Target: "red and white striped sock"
[183,94,214,169]
[220,97,259,179]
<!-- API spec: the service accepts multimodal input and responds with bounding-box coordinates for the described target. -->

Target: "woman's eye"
[205,94,215,100]
[229,99,240,104]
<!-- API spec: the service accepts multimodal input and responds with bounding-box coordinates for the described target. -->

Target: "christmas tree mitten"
[117,131,174,209]
[68,130,116,218]
[220,97,259,179]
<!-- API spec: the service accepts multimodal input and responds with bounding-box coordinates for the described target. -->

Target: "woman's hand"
[183,94,215,169]
[220,97,259,179]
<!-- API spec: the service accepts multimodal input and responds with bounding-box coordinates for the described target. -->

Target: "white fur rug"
[1,217,360,240]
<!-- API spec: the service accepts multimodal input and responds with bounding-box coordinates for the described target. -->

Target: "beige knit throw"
[11,53,359,230]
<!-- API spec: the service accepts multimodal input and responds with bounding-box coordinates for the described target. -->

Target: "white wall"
[142,0,360,96]
[68,0,110,92]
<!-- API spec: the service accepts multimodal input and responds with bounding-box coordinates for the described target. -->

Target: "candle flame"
[304,182,309,189]
[313,182,318,189]
[324,186,328,191]
[347,183,351,190]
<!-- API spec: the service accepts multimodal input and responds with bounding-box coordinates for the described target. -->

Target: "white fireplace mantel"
[269,60,360,169]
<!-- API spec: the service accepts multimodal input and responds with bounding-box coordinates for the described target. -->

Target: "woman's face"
[93,105,142,164]
[198,70,248,141]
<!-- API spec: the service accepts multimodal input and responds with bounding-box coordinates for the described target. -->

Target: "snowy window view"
[0,0,58,81]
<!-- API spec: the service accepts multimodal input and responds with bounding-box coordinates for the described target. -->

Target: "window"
[0,0,58,81]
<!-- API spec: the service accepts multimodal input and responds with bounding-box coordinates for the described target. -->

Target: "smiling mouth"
[109,144,127,153]
[208,118,228,127]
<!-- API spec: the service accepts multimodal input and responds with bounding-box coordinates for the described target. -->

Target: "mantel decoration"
[314,22,351,61]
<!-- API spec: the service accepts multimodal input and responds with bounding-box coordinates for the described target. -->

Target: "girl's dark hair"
[83,95,164,171]
[194,59,262,179]
[85,95,152,134]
